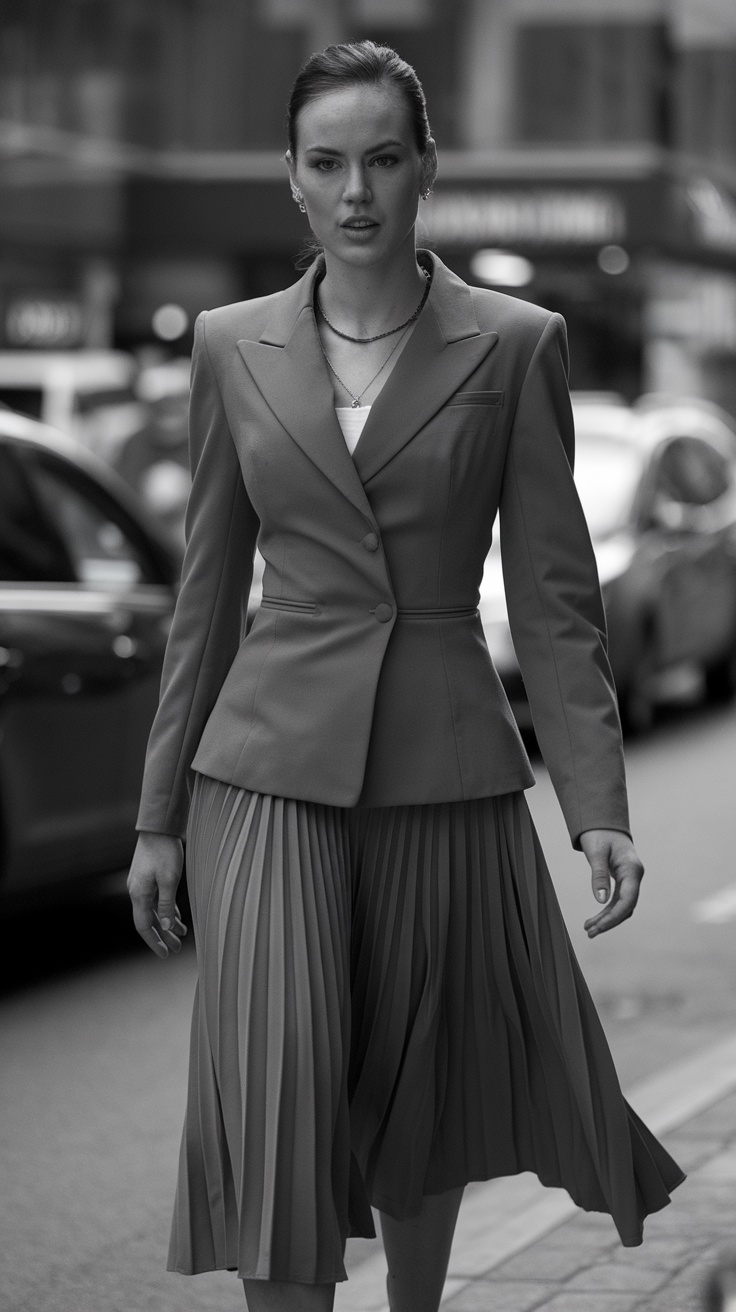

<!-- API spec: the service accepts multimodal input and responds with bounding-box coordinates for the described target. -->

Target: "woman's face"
[288,81,436,271]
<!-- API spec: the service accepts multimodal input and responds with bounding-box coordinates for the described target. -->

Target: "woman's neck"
[317,244,429,340]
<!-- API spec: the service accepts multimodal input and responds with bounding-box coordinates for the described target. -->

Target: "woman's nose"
[343,166,371,203]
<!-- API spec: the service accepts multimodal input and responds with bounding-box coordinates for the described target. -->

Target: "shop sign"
[421,189,626,246]
[686,179,736,255]
[5,299,84,348]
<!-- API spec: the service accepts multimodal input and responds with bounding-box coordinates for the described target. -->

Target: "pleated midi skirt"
[168,773,684,1284]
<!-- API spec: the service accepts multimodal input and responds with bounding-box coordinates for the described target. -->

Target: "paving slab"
[534,1294,643,1312]
[445,1282,551,1312]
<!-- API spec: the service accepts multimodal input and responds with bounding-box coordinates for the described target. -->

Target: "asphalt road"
[2,698,736,1312]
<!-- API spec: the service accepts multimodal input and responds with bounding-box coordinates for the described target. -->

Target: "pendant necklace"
[317,321,411,408]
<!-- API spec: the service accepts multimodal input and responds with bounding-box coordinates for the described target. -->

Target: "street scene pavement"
[3,697,736,1312]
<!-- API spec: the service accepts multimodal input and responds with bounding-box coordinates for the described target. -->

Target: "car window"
[74,387,136,415]
[0,444,76,583]
[0,387,44,420]
[26,457,157,589]
[655,436,731,506]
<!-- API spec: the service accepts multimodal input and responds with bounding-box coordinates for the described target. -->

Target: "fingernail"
[596,890,607,902]
[161,917,172,930]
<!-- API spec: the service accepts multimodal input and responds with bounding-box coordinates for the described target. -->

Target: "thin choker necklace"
[316,267,431,344]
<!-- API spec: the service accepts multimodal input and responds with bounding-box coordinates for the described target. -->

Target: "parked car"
[114,358,192,549]
[481,394,736,733]
[0,408,179,906]
[0,350,144,463]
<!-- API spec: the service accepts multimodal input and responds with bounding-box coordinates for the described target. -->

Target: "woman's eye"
[314,159,339,171]
[371,155,398,167]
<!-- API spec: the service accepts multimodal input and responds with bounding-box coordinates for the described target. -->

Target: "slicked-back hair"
[287,39,432,158]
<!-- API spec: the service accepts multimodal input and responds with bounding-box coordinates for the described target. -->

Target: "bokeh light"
[152,303,189,341]
[470,249,535,287]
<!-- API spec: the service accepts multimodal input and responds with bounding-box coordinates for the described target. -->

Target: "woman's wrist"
[136,830,183,849]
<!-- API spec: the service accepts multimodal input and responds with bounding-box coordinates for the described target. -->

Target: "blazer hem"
[175,764,538,813]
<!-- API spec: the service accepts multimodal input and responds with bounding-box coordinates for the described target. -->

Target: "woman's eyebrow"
[304,139,405,155]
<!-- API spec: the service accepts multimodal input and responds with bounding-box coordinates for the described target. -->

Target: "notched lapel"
[236,306,376,524]
[352,298,499,486]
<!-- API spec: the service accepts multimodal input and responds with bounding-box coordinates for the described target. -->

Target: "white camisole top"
[335,405,371,456]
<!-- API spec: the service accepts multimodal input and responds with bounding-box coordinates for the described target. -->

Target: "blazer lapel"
[236,264,377,523]
[352,254,499,485]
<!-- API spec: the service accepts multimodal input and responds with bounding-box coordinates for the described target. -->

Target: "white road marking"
[335,1029,736,1311]
[692,885,736,924]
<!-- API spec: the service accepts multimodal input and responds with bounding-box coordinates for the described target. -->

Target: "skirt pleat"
[168,776,684,1284]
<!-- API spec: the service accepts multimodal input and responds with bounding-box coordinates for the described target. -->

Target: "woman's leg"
[380,1186,464,1312]
[243,1278,335,1312]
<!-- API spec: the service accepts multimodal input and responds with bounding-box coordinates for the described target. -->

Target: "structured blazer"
[136,252,630,848]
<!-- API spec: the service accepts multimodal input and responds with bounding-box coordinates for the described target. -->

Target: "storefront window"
[515,22,670,145]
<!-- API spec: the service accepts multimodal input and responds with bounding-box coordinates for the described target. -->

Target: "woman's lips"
[341,219,379,239]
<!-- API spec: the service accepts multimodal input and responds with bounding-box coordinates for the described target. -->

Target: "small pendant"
[351,399,360,408]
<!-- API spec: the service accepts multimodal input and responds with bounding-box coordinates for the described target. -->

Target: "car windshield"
[574,431,643,539]
[0,386,44,419]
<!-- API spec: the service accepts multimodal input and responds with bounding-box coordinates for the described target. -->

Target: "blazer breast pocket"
[445,390,504,408]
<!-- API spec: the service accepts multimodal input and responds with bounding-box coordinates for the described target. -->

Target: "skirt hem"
[167,1262,349,1284]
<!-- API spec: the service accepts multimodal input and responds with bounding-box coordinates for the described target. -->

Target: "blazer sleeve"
[498,312,630,849]
[136,311,259,838]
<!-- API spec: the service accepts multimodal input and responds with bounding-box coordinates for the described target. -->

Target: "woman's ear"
[285,150,297,187]
[420,139,438,198]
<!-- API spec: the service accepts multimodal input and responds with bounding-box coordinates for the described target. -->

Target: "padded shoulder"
[469,285,558,341]
[199,288,290,343]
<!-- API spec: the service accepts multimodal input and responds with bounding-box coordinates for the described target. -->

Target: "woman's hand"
[127,831,187,959]
[579,829,644,939]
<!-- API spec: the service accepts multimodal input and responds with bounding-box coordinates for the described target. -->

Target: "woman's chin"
[323,230,415,270]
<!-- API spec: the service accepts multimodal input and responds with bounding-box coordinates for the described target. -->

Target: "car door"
[0,438,174,894]
[644,436,736,669]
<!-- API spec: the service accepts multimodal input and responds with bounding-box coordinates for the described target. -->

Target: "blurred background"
[3,0,736,396]
[3,4,736,1310]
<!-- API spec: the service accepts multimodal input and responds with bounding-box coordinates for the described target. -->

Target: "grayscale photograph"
[1,3,736,1311]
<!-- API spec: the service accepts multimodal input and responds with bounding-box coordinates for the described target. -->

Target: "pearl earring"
[291,187,306,213]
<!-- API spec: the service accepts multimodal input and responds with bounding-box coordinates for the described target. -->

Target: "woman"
[128,40,683,1312]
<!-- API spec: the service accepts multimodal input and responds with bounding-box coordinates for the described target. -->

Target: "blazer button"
[362,531,380,552]
[374,603,393,623]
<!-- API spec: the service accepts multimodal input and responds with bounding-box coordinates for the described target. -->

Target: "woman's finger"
[588,852,612,906]
[584,871,640,937]
[154,908,185,953]
[131,898,171,958]
[155,885,186,951]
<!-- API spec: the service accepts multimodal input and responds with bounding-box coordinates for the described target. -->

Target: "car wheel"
[704,651,736,704]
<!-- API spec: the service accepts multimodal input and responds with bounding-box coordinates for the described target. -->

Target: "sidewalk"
[337,1033,736,1312]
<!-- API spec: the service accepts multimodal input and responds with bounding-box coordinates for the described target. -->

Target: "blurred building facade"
[2,0,736,408]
